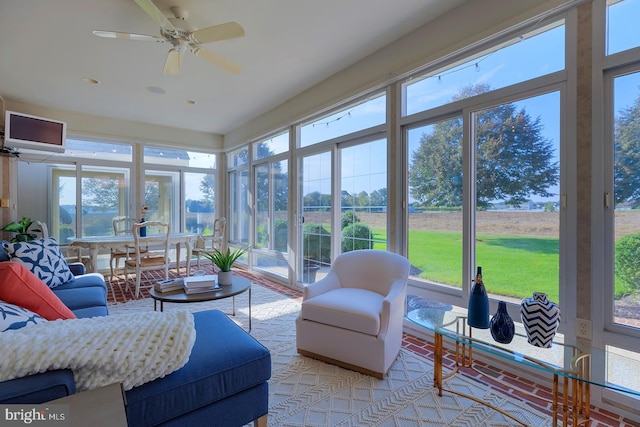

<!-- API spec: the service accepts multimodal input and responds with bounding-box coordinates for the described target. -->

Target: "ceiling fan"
[93,0,244,75]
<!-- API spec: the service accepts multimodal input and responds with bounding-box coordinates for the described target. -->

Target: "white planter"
[218,271,233,286]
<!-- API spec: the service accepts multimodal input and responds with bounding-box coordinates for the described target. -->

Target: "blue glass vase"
[490,301,515,344]
[467,267,489,329]
[467,281,490,329]
[139,217,147,237]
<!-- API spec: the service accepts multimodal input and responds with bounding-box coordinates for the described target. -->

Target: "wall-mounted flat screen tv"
[4,110,66,153]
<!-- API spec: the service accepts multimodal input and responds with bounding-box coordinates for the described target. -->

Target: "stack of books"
[183,275,220,294]
[154,278,184,292]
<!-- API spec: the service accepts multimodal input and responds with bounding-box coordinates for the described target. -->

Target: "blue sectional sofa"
[0,246,271,426]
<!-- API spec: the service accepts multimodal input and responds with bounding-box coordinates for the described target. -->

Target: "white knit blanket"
[0,310,196,391]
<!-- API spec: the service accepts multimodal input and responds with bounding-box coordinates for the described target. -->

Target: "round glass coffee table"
[149,275,252,331]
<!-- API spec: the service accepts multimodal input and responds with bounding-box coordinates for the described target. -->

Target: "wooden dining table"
[70,232,199,276]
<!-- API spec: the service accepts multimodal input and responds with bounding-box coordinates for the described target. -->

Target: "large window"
[300,93,386,147]
[609,69,640,332]
[340,139,388,252]
[81,167,130,237]
[403,23,564,116]
[16,138,217,272]
[184,172,216,234]
[600,0,640,409]
[474,91,561,303]
[407,117,464,290]
[299,151,332,283]
[606,0,640,55]
[404,18,564,305]
[253,130,290,278]
[400,20,566,339]
[143,146,218,235]
[229,169,250,245]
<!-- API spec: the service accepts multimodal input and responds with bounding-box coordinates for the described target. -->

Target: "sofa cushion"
[0,262,76,320]
[53,287,109,318]
[300,287,383,336]
[3,238,74,289]
[0,300,47,332]
[125,310,271,426]
[55,273,108,292]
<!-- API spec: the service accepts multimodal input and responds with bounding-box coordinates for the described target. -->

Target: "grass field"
[304,209,640,301]
[406,229,559,302]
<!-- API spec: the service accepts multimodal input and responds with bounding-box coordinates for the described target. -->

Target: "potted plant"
[201,246,249,285]
[1,217,41,242]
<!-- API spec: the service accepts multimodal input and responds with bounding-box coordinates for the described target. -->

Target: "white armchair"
[296,249,410,378]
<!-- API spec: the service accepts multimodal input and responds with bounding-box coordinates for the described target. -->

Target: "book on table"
[183,275,220,294]
[154,278,184,292]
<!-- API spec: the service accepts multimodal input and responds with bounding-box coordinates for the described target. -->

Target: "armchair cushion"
[3,238,74,288]
[0,262,76,320]
[301,288,383,335]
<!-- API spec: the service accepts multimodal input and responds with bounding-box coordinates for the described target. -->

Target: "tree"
[409,84,558,209]
[143,182,160,213]
[341,190,354,208]
[82,177,121,210]
[303,191,331,210]
[356,191,369,207]
[199,174,216,202]
[369,188,387,211]
[614,92,640,207]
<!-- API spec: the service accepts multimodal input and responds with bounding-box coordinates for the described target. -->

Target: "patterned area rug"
[109,284,549,426]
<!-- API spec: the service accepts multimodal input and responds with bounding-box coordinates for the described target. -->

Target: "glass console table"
[406,308,640,427]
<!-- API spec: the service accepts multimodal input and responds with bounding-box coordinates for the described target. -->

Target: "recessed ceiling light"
[186,99,196,105]
[83,77,100,84]
[147,86,166,94]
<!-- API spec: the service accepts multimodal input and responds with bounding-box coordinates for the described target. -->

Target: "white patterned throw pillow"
[0,300,47,332]
[3,238,74,289]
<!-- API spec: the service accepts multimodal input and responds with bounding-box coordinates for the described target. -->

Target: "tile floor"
[107,266,635,427]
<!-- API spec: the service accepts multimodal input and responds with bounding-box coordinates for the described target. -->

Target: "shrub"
[341,223,373,252]
[303,223,331,263]
[274,219,288,252]
[341,211,360,230]
[256,225,268,248]
[615,232,640,291]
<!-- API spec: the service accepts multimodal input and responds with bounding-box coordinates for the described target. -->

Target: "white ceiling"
[0,0,465,136]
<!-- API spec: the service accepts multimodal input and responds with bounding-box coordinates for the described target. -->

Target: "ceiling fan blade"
[133,0,176,34]
[190,22,245,44]
[92,30,163,42]
[192,47,241,74]
[163,49,183,75]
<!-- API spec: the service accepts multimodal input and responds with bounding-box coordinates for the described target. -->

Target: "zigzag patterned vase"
[520,292,560,348]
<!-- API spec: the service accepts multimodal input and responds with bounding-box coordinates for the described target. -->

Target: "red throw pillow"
[0,262,76,320]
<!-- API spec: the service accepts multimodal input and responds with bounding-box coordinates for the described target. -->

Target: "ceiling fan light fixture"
[94,0,245,75]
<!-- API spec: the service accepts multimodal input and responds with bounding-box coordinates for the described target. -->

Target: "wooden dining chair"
[110,217,148,281]
[124,221,171,297]
[192,217,226,270]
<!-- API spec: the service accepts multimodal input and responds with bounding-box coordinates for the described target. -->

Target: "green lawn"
[370,226,631,302]
[398,229,560,302]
